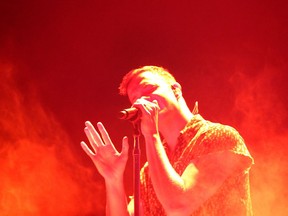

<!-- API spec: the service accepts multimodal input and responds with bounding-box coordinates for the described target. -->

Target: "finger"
[141,98,156,110]
[84,126,98,149]
[96,122,114,146]
[80,141,96,157]
[85,121,105,146]
[133,98,150,114]
[152,100,160,109]
[121,136,129,156]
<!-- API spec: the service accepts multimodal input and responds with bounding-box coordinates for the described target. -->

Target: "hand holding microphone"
[119,99,160,122]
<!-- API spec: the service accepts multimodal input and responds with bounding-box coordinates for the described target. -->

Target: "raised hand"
[81,121,129,183]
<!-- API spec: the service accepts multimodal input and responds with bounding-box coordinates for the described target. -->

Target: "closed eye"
[130,84,158,103]
[142,84,158,94]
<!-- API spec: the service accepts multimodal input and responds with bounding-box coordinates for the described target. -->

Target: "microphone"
[119,107,140,121]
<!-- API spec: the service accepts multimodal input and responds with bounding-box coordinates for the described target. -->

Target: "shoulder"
[204,121,244,143]
[182,114,242,142]
[196,120,252,156]
[201,121,253,164]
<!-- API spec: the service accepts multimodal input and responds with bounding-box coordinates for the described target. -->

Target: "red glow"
[0,1,287,215]
[0,63,104,215]
[230,66,288,215]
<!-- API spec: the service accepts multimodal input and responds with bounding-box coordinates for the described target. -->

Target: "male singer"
[81,66,254,215]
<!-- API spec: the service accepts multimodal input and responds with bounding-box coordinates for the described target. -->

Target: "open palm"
[81,121,129,182]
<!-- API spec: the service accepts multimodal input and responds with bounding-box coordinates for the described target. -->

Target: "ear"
[171,82,182,99]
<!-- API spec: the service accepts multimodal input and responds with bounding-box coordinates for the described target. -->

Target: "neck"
[159,106,193,153]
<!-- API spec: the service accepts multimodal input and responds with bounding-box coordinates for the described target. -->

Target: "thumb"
[121,136,129,155]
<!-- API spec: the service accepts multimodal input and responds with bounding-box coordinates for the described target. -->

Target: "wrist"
[105,178,126,197]
[105,175,124,186]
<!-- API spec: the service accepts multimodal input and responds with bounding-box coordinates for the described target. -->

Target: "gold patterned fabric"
[140,114,254,216]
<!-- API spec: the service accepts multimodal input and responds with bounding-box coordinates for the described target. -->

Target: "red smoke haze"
[230,66,288,216]
[0,63,104,215]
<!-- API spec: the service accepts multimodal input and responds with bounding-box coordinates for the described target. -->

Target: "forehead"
[126,72,168,101]
[127,72,163,91]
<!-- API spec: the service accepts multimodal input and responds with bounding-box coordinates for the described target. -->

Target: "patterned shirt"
[140,114,254,216]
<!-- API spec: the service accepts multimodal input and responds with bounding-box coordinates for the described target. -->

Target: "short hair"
[119,65,177,95]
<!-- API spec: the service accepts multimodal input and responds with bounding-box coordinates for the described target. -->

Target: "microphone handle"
[119,108,139,121]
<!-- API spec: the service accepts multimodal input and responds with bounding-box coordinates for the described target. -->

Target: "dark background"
[1,0,288,215]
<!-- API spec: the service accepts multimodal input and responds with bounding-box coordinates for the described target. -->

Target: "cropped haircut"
[119,66,177,95]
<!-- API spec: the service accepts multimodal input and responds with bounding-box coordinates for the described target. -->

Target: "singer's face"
[126,72,179,113]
